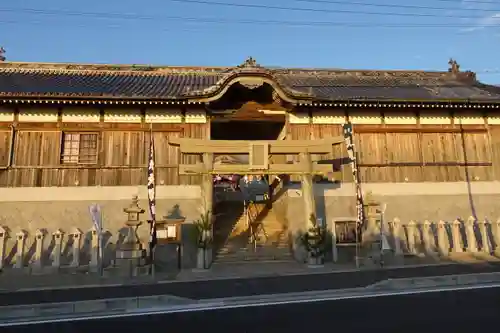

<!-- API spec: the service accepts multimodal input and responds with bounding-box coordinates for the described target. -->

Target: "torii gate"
[168,137,345,225]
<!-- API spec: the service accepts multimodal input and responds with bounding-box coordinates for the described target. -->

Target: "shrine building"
[1,55,500,266]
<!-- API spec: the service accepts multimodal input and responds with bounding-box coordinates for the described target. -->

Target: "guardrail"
[2,271,500,326]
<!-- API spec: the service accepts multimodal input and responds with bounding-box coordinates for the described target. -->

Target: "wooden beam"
[168,137,344,154]
[178,163,341,177]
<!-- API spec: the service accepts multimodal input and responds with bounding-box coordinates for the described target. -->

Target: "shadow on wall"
[0,201,202,273]
[460,127,478,221]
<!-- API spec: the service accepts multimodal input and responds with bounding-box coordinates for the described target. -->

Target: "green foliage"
[192,210,213,249]
[297,214,327,258]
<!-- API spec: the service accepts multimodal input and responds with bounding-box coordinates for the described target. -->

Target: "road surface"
[3,285,499,333]
[1,262,500,305]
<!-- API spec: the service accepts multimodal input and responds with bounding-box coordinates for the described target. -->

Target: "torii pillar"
[299,152,317,228]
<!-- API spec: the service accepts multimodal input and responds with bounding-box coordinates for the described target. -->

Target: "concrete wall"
[285,181,500,261]
[3,181,500,269]
[286,181,500,225]
[0,185,202,269]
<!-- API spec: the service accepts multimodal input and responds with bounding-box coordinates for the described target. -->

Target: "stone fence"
[0,195,159,274]
[331,217,500,259]
[389,217,500,256]
[0,225,105,272]
[3,211,500,274]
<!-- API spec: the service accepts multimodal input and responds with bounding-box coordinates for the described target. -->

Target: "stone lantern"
[121,195,145,250]
[114,195,147,275]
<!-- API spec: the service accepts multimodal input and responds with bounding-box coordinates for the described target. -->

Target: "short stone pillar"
[115,195,147,276]
[70,228,83,268]
[33,229,45,270]
[422,220,436,255]
[451,220,463,253]
[0,226,8,270]
[90,226,99,269]
[389,218,403,256]
[477,220,490,253]
[14,230,27,269]
[362,195,381,245]
[465,217,478,253]
[436,220,449,256]
[52,229,64,268]
[331,220,338,263]
[492,220,500,254]
[406,221,417,254]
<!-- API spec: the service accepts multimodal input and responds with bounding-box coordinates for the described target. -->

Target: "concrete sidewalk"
[0,253,498,292]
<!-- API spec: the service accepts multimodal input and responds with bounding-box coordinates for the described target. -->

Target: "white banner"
[89,204,102,235]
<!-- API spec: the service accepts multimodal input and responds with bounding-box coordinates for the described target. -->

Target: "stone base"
[105,264,151,277]
[154,244,182,272]
[115,249,147,260]
[191,268,210,273]
[113,248,147,277]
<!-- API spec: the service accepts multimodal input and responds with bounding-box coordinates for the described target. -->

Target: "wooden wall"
[0,106,208,187]
[288,108,497,183]
[3,104,500,186]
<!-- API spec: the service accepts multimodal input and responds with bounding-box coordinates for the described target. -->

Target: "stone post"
[492,220,500,254]
[90,226,99,269]
[14,230,27,269]
[478,220,490,253]
[406,221,417,255]
[362,194,381,245]
[52,229,64,268]
[451,220,463,253]
[422,220,436,255]
[33,229,45,270]
[390,218,403,256]
[436,220,448,256]
[331,220,338,263]
[70,228,83,268]
[0,226,7,270]
[465,217,478,253]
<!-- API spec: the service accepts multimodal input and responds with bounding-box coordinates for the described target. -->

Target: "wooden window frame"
[60,131,99,165]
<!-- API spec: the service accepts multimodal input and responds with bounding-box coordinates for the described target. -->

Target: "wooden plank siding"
[288,123,494,183]
[0,123,208,187]
[0,129,12,168]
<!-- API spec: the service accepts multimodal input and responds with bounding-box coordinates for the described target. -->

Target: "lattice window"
[61,132,98,164]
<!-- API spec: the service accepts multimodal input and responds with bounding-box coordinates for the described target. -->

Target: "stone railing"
[0,225,102,272]
[377,217,499,256]
[0,196,151,274]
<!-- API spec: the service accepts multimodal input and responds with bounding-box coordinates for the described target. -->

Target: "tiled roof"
[0,57,499,103]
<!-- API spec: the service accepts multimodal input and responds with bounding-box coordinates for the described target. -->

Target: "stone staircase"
[213,201,293,263]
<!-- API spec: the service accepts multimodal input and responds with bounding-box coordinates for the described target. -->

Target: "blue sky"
[2,0,500,83]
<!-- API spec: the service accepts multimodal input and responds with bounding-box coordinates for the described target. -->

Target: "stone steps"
[215,204,292,263]
[215,245,294,263]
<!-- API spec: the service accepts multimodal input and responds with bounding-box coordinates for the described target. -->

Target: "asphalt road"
[2,262,500,306]
[4,285,500,333]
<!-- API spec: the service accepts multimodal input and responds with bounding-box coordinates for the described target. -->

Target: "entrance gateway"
[168,136,346,261]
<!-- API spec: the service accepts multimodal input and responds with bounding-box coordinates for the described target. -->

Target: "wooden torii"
[168,137,345,226]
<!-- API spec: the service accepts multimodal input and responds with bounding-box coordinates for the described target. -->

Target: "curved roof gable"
[0,57,498,104]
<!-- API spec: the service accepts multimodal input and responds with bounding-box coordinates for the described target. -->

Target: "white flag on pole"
[89,204,102,234]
